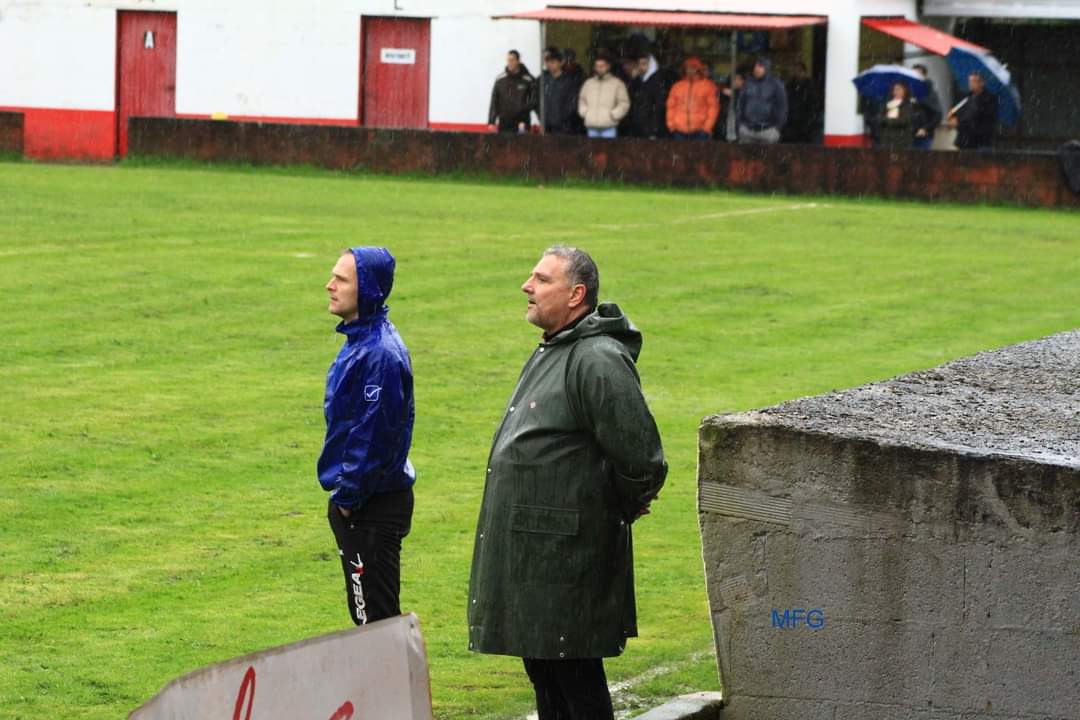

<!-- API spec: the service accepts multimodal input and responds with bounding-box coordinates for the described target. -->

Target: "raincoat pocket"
[510,504,583,586]
[511,504,579,536]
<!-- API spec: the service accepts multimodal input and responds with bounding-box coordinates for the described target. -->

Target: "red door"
[361,17,430,129]
[116,11,177,157]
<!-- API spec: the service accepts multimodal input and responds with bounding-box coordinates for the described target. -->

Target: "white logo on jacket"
[364,385,381,402]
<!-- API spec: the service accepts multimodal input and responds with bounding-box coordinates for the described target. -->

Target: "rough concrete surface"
[698,330,1080,720]
[633,691,723,720]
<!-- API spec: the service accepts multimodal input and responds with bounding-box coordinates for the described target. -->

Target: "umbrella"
[852,64,929,102]
[945,47,1022,127]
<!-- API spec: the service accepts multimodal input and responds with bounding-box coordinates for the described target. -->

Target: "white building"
[1,0,1067,160]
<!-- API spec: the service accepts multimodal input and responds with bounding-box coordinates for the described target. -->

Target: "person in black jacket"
[540,49,579,135]
[949,72,998,150]
[879,81,915,149]
[627,52,669,138]
[782,62,820,144]
[911,64,942,150]
[488,50,536,133]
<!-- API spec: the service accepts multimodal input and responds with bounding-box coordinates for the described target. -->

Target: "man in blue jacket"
[320,247,415,625]
[737,57,788,144]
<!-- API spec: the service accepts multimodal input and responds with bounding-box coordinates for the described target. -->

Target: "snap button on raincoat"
[468,303,667,659]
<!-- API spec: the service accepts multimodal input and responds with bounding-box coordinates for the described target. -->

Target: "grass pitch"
[1,160,1078,719]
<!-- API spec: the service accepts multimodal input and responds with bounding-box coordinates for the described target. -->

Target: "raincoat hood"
[684,56,707,80]
[349,246,395,321]
[547,302,643,361]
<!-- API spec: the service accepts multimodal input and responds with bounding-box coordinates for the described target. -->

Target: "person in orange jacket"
[665,56,720,141]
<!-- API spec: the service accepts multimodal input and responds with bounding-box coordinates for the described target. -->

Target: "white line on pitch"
[588,201,833,231]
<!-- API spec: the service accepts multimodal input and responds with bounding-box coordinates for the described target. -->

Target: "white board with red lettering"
[129,613,432,720]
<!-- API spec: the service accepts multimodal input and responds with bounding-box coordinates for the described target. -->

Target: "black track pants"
[327,488,413,625]
[522,657,614,720]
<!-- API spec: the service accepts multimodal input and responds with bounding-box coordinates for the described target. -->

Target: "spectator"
[782,61,820,143]
[628,52,668,138]
[488,50,536,134]
[563,48,586,88]
[578,53,630,139]
[665,56,720,141]
[719,71,745,142]
[949,71,997,150]
[737,57,787,144]
[911,64,942,150]
[859,91,882,147]
[617,56,642,136]
[540,48,579,135]
[539,46,557,85]
[879,81,915,149]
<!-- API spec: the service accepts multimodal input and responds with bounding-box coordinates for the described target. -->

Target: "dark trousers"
[327,488,413,625]
[522,658,614,720]
[498,115,529,133]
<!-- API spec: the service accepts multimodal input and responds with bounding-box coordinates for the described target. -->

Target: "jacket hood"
[755,57,772,75]
[684,56,707,79]
[349,246,395,320]
[549,302,642,360]
[643,54,659,82]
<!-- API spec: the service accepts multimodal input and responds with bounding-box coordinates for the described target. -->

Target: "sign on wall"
[129,614,433,720]
[380,48,417,64]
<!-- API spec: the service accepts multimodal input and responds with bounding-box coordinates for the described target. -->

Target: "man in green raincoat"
[468,246,668,719]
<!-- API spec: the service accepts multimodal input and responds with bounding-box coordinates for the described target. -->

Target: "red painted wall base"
[429,122,492,133]
[175,113,359,127]
[0,105,504,160]
[0,106,115,160]
[824,133,870,148]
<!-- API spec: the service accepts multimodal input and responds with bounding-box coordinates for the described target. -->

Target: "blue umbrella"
[853,64,929,102]
[945,47,1021,127]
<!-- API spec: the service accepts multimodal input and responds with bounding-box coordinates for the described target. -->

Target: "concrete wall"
[129,117,1080,208]
[698,330,1080,719]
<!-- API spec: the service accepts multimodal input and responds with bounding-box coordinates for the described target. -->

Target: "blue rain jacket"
[318,247,415,509]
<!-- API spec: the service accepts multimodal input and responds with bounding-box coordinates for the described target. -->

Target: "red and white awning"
[498,7,826,30]
[862,18,988,56]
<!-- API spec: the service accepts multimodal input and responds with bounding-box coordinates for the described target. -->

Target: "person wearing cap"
[665,56,720,141]
[628,51,671,138]
[320,247,416,626]
[737,56,788,144]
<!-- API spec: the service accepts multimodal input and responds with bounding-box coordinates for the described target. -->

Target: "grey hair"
[543,245,599,310]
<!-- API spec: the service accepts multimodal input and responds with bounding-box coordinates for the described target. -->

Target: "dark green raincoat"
[468,303,668,659]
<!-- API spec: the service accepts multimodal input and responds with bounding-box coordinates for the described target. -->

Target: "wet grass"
[1,160,1079,719]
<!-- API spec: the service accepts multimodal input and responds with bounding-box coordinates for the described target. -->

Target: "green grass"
[1,160,1078,719]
